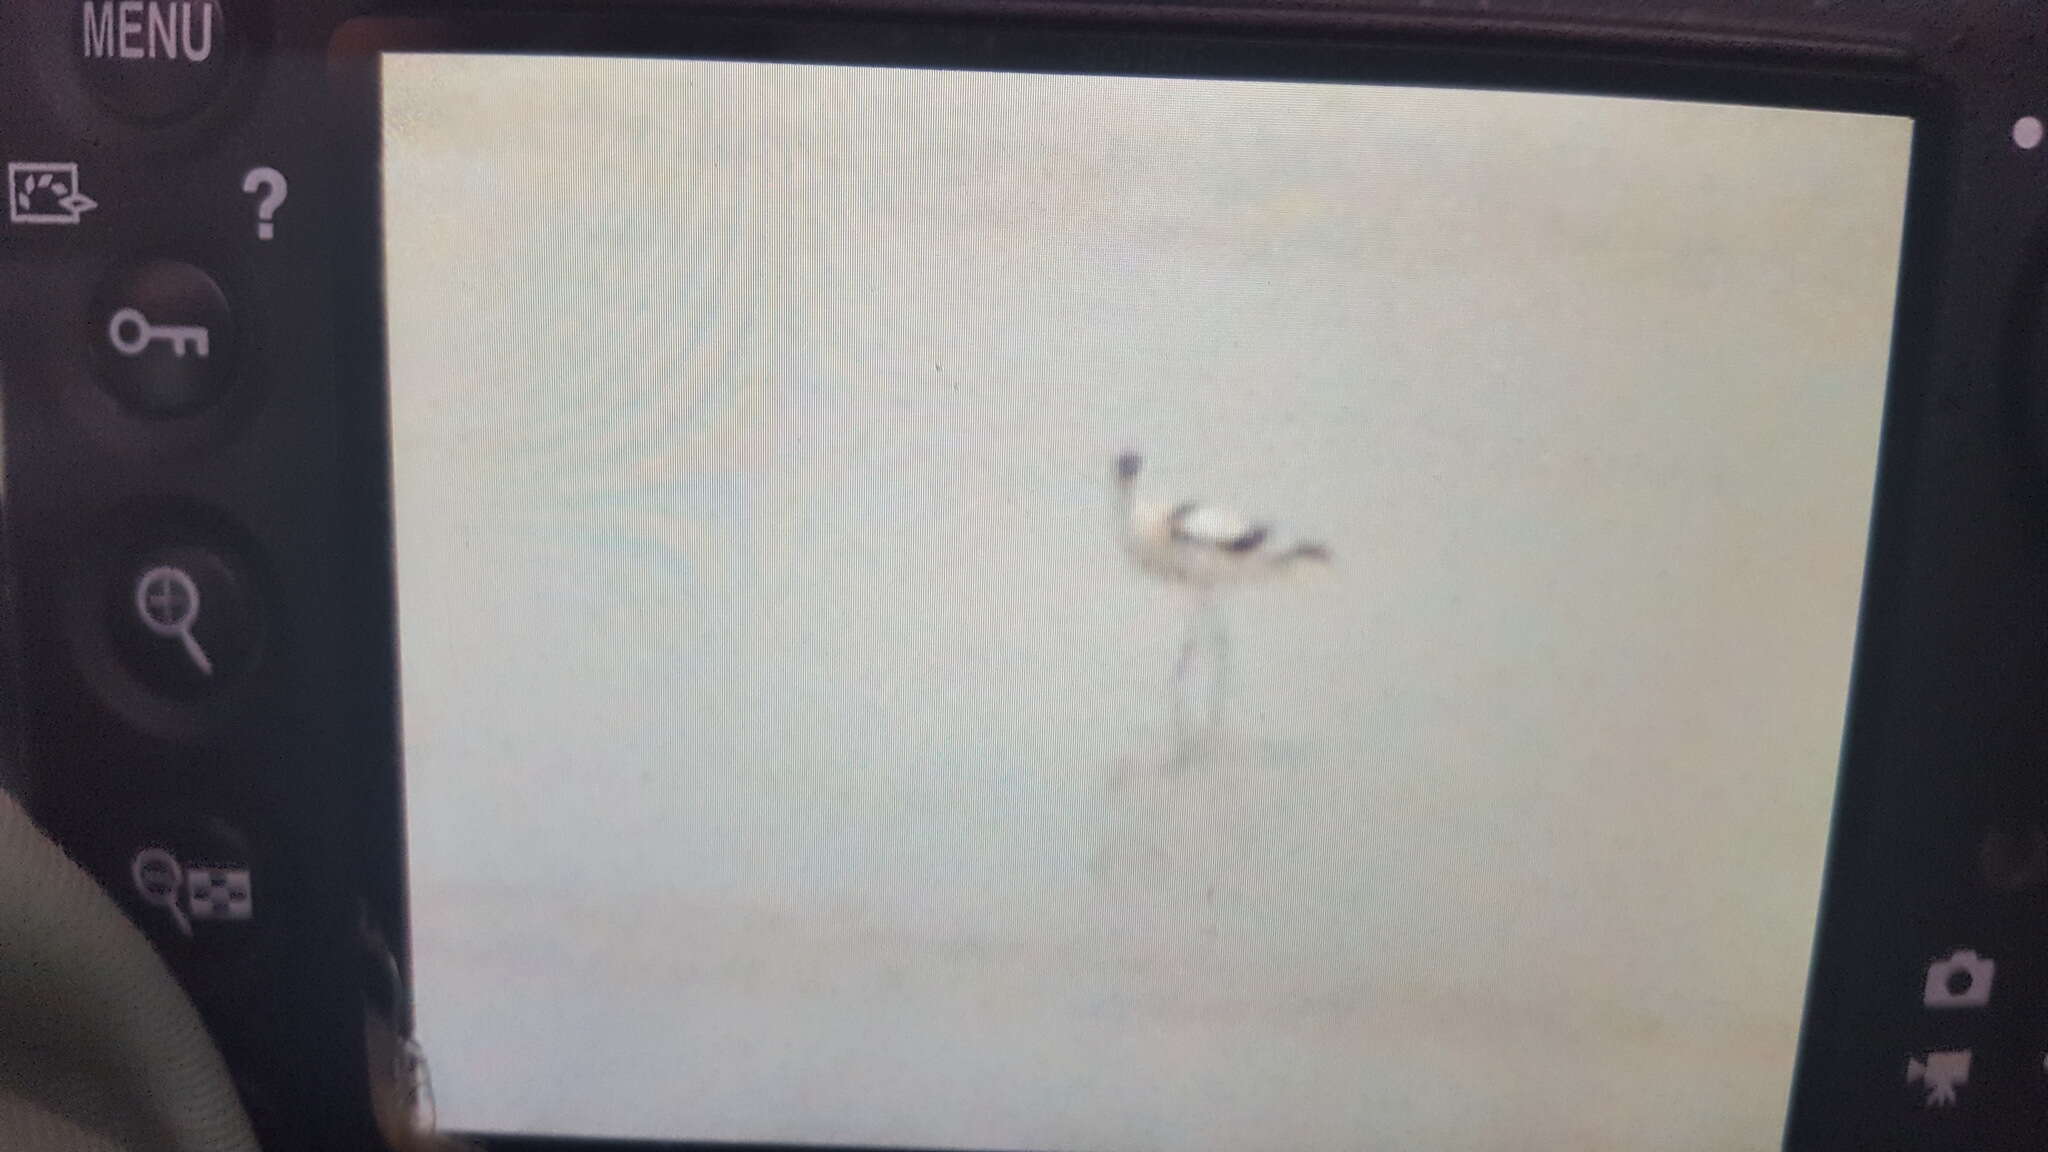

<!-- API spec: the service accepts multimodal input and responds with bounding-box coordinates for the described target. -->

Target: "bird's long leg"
[1206,599,1230,733]
[1172,598,1201,746]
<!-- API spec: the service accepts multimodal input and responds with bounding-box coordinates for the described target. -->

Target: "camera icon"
[1923,949,1995,1009]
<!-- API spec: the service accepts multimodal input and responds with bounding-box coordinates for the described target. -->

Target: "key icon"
[107,307,211,358]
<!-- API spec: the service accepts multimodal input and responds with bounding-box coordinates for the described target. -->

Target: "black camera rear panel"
[2,2,2047,1150]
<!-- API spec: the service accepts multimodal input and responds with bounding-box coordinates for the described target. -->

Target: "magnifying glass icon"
[134,565,213,676]
[130,847,191,936]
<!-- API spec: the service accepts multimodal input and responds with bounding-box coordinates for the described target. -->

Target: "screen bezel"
[328,12,1949,1150]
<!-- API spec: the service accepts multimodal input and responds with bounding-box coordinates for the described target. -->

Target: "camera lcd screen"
[381,51,1912,1151]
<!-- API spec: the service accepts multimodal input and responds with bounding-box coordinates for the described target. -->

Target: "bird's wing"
[1168,502,1269,551]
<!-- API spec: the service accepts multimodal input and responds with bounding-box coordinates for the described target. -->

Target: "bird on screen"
[1111,450,1328,751]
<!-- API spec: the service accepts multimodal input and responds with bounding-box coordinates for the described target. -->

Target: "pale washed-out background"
[384,53,1911,1152]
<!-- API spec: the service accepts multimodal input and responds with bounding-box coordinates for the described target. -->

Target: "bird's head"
[1115,450,1143,485]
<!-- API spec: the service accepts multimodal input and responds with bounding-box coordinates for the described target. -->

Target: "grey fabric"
[0,790,258,1152]
[0,1097,128,1152]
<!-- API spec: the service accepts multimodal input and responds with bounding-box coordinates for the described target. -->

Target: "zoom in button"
[89,260,235,417]
[108,543,259,697]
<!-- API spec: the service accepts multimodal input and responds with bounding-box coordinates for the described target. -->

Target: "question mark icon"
[241,167,287,241]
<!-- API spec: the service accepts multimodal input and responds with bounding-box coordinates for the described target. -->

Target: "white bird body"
[1113,455,1328,588]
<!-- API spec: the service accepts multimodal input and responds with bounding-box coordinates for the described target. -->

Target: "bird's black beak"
[1116,451,1143,482]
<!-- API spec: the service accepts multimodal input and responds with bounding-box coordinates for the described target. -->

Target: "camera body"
[3,2,2048,1150]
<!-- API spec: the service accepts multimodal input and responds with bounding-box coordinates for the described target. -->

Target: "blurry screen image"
[382,53,1911,1152]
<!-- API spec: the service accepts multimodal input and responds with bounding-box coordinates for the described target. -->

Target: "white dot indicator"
[2014,116,2044,151]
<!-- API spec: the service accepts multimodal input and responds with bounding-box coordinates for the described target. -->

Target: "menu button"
[78,1,234,124]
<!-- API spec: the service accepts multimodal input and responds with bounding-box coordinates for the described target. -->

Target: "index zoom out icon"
[129,846,251,936]
[1923,949,1994,1009]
